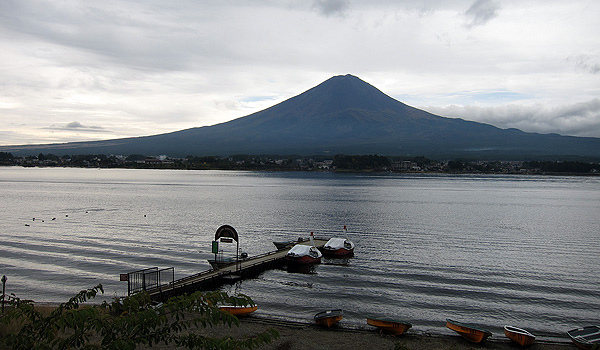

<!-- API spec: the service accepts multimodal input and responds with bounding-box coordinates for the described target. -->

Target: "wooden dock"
[141,238,328,301]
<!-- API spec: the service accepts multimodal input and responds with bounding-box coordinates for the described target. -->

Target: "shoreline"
[167,316,576,350]
[4,304,577,349]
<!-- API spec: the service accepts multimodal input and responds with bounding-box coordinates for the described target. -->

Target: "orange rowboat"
[366,317,412,335]
[219,305,258,317]
[314,309,343,328]
[504,325,536,347]
[446,319,492,343]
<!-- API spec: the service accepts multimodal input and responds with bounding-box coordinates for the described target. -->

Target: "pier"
[125,238,328,302]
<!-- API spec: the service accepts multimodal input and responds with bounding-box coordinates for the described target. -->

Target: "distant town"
[0,152,598,175]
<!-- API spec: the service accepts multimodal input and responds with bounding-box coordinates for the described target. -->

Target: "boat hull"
[504,326,535,347]
[219,305,258,317]
[322,247,354,257]
[567,325,600,350]
[367,317,412,335]
[446,319,492,344]
[286,255,321,265]
[315,309,343,328]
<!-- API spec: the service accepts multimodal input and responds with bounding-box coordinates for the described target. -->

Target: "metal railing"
[127,267,174,296]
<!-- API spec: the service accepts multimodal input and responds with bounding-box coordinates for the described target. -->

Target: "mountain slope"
[3,74,600,159]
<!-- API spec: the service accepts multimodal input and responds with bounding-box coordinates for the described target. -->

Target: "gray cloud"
[312,0,350,17]
[0,1,599,146]
[464,0,501,28]
[568,54,600,75]
[46,121,105,132]
[425,99,600,138]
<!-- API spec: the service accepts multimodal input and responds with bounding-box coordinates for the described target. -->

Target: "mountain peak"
[289,74,404,114]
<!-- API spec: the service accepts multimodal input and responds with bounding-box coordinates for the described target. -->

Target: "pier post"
[1,275,6,313]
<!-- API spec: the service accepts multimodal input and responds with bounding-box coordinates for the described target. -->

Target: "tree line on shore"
[0,151,599,174]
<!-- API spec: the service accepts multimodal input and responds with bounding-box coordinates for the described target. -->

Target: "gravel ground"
[151,316,576,350]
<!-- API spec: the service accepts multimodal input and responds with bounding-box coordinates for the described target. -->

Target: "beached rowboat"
[567,325,600,349]
[314,309,343,328]
[446,318,492,343]
[504,325,535,346]
[366,317,412,335]
[218,305,258,317]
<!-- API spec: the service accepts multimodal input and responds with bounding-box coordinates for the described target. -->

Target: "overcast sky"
[1,0,599,146]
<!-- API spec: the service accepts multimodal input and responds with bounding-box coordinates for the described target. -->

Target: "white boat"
[286,232,322,264]
[322,225,355,257]
[567,325,600,349]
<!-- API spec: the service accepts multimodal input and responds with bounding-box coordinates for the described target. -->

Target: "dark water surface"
[1,167,599,341]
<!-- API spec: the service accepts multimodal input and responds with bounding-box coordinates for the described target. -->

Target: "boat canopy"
[325,237,354,250]
[287,245,321,258]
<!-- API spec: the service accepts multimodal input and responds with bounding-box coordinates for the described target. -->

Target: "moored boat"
[273,237,308,250]
[446,318,492,343]
[504,325,535,347]
[322,225,355,257]
[219,304,258,317]
[366,316,412,335]
[286,232,322,265]
[314,309,343,328]
[567,325,600,349]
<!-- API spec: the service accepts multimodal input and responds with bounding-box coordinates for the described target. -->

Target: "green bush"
[1,284,278,349]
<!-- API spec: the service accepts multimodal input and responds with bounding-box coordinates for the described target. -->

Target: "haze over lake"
[1,167,598,341]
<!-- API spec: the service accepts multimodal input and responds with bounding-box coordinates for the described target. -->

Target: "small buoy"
[32,218,35,221]
[144,214,146,217]
[65,215,68,217]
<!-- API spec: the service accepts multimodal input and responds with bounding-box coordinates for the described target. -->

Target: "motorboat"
[314,309,343,328]
[366,316,412,335]
[504,325,535,346]
[322,225,355,257]
[567,325,600,349]
[446,318,492,343]
[273,237,307,250]
[286,232,322,264]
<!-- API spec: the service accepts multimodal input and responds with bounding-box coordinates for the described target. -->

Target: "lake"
[1,167,598,341]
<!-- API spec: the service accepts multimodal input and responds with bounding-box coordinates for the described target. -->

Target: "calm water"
[1,167,599,341]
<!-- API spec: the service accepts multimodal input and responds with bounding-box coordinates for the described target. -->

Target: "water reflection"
[285,263,319,274]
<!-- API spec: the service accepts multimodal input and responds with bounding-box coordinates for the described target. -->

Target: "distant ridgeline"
[1,152,599,175]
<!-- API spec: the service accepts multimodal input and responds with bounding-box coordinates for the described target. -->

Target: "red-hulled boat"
[219,304,258,317]
[314,309,343,328]
[446,318,492,343]
[286,232,322,264]
[504,325,535,347]
[367,316,412,335]
[322,225,355,257]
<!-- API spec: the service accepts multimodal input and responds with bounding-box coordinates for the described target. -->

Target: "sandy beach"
[180,316,575,350]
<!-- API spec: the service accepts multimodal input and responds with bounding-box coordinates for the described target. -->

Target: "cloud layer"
[1,0,599,146]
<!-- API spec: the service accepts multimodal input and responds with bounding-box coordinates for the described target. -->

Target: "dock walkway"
[143,238,328,301]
